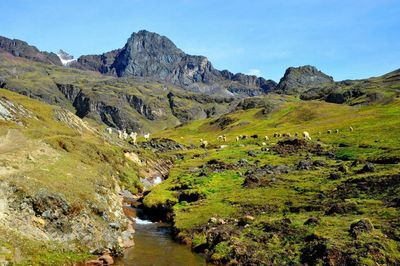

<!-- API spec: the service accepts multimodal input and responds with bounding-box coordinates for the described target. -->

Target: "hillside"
[0,88,166,265]
[141,95,400,265]
[0,53,241,133]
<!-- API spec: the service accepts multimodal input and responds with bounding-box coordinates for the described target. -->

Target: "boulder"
[338,164,349,173]
[358,162,375,173]
[85,260,104,266]
[297,160,313,170]
[99,252,114,265]
[329,172,342,180]
[349,219,373,238]
[304,217,321,226]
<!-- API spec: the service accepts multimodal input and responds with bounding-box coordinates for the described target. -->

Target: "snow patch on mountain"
[56,49,76,66]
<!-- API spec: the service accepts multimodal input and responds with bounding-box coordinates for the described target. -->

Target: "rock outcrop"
[275,65,334,95]
[70,49,121,74]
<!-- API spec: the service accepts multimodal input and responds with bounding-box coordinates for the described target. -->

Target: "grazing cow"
[335,129,339,133]
[349,126,354,132]
[144,133,150,141]
[264,136,269,141]
[327,130,332,134]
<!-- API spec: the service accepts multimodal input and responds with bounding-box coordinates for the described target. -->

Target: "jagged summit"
[112,30,186,78]
[72,30,277,95]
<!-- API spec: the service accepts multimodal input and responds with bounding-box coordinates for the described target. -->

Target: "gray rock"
[275,65,334,95]
[247,150,257,157]
[239,158,248,166]
[304,217,320,225]
[359,162,375,173]
[297,160,313,170]
[72,30,276,96]
[338,164,349,173]
[349,219,373,238]
[329,172,342,180]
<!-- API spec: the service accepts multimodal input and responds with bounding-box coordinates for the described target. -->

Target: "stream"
[119,221,206,266]
[115,178,207,266]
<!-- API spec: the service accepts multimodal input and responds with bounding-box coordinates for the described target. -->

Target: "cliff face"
[70,49,121,74]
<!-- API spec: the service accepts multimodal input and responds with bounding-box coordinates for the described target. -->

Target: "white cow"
[106,127,113,134]
[144,133,150,141]
[118,130,123,139]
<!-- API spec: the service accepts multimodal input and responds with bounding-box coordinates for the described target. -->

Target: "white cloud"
[247,68,262,77]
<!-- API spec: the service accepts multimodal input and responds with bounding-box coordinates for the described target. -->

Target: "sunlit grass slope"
[146,97,400,264]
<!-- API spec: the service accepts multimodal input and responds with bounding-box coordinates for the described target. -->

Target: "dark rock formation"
[0,36,62,65]
[70,49,121,74]
[276,65,334,95]
[349,219,374,238]
[72,30,276,95]
[56,83,142,131]
[138,138,186,153]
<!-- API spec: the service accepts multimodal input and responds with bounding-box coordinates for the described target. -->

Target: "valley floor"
[1,88,400,265]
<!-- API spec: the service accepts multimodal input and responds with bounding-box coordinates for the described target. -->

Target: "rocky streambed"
[111,176,206,266]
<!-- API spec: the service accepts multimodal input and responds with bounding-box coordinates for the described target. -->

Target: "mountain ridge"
[71,30,277,96]
[0,36,62,66]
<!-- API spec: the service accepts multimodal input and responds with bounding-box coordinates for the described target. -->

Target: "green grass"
[144,97,400,264]
[0,89,145,264]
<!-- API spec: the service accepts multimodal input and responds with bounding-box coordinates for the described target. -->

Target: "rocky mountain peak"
[112,30,185,78]
[276,65,334,95]
[129,30,184,55]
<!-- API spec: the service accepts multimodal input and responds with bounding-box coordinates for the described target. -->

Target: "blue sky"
[1,0,399,81]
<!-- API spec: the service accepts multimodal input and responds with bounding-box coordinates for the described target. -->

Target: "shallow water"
[117,222,206,266]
